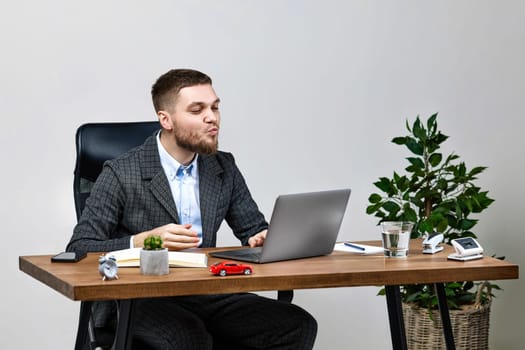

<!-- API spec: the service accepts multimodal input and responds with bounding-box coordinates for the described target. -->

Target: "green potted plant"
[140,235,169,275]
[366,114,500,349]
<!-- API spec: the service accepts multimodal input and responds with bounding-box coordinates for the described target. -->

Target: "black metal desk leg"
[112,299,135,350]
[75,301,92,350]
[435,283,456,350]
[277,290,294,303]
[385,285,408,350]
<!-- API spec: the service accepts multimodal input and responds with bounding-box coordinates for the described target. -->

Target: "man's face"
[166,84,220,154]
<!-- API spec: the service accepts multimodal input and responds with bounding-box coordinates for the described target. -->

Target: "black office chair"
[73,121,293,350]
[73,121,160,350]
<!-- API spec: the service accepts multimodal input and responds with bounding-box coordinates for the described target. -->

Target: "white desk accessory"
[447,237,484,261]
[422,232,444,254]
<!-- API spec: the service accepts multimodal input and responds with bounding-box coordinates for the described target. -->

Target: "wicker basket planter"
[402,301,491,350]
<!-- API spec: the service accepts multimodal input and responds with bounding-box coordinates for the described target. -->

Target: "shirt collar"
[156,131,198,181]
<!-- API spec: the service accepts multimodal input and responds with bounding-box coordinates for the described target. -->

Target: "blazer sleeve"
[222,153,268,245]
[67,163,131,253]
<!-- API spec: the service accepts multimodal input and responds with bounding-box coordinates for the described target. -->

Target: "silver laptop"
[210,189,351,263]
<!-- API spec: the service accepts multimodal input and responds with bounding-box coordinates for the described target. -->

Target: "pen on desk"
[344,242,365,251]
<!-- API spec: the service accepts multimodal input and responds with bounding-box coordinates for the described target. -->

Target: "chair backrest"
[73,121,159,220]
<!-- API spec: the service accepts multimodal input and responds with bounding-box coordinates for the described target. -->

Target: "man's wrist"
[132,232,148,248]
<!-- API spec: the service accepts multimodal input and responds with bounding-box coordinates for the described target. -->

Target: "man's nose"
[203,108,218,123]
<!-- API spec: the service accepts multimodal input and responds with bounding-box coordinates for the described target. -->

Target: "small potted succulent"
[140,235,169,275]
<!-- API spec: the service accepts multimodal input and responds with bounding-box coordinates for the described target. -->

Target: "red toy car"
[209,261,253,276]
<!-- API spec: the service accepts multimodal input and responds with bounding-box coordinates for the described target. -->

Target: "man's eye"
[190,109,202,114]
[212,106,219,111]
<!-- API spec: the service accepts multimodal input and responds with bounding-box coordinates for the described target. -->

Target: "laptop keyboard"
[236,252,262,260]
[211,247,262,262]
[231,247,262,259]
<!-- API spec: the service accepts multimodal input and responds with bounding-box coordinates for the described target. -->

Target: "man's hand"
[248,230,267,248]
[133,223,200,250]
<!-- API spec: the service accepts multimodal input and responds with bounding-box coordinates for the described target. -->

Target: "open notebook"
[107,247,207,268]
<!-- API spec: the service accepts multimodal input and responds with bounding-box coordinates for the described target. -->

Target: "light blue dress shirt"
[156,132,203,246]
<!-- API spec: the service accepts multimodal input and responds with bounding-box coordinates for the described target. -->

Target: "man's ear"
[157,111,173,131]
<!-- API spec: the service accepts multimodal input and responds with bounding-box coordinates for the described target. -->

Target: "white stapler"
[422,232,444,254]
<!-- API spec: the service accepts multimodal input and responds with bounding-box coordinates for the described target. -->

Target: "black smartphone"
[51,251,87,263]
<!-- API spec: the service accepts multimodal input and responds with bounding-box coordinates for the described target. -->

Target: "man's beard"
[174,127,218,155]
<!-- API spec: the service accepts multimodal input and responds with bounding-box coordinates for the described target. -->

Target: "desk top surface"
[19,240,519,301]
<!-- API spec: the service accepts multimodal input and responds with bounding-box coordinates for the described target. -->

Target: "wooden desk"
[19,241,519,350]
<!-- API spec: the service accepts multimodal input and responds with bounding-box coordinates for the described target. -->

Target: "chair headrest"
[75,121,159,182]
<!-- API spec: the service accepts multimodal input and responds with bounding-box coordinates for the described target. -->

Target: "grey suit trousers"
[130,293,317,349]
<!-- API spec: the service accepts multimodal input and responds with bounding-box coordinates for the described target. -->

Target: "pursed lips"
[207,126,219,135]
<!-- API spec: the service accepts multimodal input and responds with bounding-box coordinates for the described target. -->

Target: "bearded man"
[67,69,317,350]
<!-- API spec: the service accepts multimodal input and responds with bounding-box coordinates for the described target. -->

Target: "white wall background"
[2,0,523,348]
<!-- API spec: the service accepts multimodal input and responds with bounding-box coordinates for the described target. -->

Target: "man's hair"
[151,69,212,112]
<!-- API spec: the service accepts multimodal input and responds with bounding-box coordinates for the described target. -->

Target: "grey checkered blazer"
[68,133,268,253]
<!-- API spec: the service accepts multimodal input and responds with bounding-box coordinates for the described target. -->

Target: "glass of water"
[380,221,414,258]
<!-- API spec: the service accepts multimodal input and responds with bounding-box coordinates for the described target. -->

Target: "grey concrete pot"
[140,248,169,275]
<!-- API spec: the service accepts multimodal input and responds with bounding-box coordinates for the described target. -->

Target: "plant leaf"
[374,177,394,195]
[382,201,400,214]
[412,118,427,141]
[392,136,407,145]
[406,137,424,156]
[368,193,382,204]
[427,113,438,133]
[407,157,425,170]
[429,153,442,167]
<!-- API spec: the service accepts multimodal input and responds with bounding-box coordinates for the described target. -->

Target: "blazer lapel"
[138,135,225,245]
[198,155,224,247]
[140,135,180,223]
